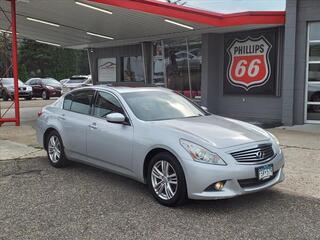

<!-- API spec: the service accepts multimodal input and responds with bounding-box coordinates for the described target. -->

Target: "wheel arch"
[43,127,59,150]
[143,147,181,182]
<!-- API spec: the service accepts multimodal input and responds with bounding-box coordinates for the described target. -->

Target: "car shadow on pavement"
[68,159,320,210]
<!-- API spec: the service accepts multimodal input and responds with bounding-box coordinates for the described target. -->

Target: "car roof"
[91,85,171,94]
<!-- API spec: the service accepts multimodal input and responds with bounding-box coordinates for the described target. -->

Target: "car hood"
[158,115,270,149]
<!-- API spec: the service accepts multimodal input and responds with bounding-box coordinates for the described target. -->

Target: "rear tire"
[46,130,68,168]
[147,152,187,207]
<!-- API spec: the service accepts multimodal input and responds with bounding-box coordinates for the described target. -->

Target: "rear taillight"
[38,111,43,117]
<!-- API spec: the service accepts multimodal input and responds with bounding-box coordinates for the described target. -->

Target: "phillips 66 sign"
[224,29,279,95]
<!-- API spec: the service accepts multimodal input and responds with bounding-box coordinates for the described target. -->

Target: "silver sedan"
[36,86,285,206]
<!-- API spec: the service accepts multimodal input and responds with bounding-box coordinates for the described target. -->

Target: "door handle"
[88,123,98,130]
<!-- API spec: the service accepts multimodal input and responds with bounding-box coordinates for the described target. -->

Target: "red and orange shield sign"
[227,36,272,91]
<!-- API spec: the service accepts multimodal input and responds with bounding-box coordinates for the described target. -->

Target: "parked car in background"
[60,78,69,85]
[0,78,33,101]
[26,77,62,100]
[62,75,92,93]
[37,86,284,207]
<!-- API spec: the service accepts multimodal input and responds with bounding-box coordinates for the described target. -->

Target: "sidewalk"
[0,125,46,161]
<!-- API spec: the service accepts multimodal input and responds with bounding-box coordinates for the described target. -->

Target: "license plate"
[256,164,273,180]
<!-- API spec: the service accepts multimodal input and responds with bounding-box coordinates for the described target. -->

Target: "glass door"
[306,22,320,122]
[152,41,166,87]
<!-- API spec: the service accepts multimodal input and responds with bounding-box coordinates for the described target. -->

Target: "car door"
[59,89,95,160]
[32,79,43,97]
[86,90,134,173]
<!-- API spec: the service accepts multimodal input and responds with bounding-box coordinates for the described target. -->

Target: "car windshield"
[43,78,60,85]
[1,78,23,86]
[122,90,206,121]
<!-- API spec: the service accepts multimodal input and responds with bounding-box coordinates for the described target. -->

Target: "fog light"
[214,181,225,191]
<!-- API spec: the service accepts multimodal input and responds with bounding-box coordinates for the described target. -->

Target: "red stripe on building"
[91,0,285,27]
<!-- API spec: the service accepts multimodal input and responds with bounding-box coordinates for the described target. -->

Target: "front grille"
[231,144,275,164]
[238,170,279,188]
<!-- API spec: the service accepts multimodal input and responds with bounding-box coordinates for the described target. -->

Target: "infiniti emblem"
[256,151,264,159]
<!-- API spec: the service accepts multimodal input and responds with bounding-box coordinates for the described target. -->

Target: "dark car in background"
[0,78,33,101]
[26,78,62,100]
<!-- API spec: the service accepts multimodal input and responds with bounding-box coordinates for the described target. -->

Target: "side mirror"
[201,106,208,112]
[106,113,126,124]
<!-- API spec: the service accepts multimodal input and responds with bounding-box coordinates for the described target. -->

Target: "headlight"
[27,86,32,91]
[180,139,227,165]
[46,86,55,90]
[268,132,280,145]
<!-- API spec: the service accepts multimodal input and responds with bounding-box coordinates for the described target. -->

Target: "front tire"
[2,91,9,101]
[42,90,49,100]
[147,152,187,207]
[46,130,68,168]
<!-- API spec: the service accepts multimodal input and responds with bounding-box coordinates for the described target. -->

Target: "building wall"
[88,44,143,84]
[202,28,284,125]
[90,27,288,125]
[284,0,320,125]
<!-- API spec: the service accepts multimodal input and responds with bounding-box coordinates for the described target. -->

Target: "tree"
[18,39,89,81]
[0,33,12,78]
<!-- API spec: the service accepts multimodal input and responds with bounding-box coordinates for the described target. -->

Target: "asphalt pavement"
[0,98,56,125]
[0,156,319,240]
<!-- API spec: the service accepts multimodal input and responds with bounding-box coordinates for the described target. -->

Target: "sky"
[156,0,286,13]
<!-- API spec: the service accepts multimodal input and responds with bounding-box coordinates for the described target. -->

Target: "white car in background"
[62,75,92,93]
[59,78,69,85]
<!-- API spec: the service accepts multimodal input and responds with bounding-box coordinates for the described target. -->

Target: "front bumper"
[9,91,32,98]
[183,150,285,200]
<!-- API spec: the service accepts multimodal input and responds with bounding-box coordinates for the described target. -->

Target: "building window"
[152,41,166,86]
[152,37,202,101]
[121,56,144,82]
[306,22,320,122]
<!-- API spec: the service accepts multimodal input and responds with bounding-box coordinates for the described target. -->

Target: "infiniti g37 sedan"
[36,86,285,206]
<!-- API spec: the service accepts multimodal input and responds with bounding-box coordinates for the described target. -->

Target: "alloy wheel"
[48,135,61,163]
[151,160,178,200]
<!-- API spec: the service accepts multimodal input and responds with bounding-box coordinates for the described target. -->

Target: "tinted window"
[94,91,124,118]
[63,93,73,110]
[64,90,95,115]
[35,80,42,85]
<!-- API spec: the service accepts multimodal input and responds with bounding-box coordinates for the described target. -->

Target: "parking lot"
[0,99,320,239]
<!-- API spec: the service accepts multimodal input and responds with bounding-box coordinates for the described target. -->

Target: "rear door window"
[63,89,95,115]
